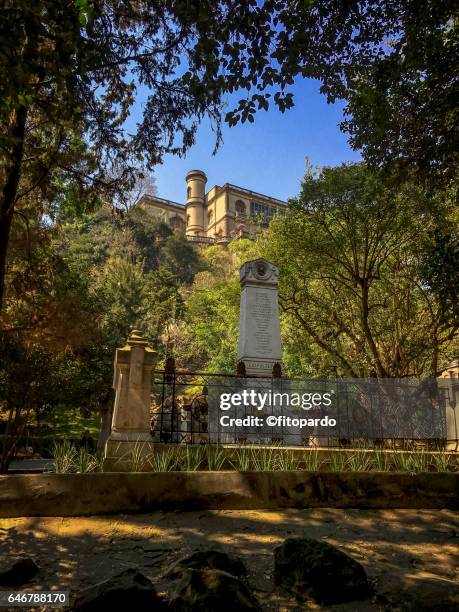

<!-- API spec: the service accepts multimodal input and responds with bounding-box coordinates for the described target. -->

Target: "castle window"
[170,215,185,232]
[207,209,213,223]
[235,199,246,217]
[187,214,190,226]
[187,186,191,199]
[250,201,276,226]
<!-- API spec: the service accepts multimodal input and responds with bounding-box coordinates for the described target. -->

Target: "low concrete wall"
[0,472,458,517]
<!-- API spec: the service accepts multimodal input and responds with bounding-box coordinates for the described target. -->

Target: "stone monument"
[237,258,282,377]
[104,330,157,471]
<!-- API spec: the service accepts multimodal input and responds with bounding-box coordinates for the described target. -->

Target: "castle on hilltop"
[139,170,287,245]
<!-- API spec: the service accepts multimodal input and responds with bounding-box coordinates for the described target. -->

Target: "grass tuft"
[205,445,227,471]
[275,448,300,470]
[230,446,252,471]
[328,451,349,472]
[51,440,77,473]
[149,447,178,472]
[177,445,205,471]
[302,449,322,471]
[250,446,278,471]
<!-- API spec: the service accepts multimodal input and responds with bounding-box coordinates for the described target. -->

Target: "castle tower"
[185,170,207,236]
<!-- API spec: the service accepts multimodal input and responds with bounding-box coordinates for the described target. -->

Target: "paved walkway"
[8,459,53,473]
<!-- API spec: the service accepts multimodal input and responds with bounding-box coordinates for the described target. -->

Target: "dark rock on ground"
[165,549,246,579]
[169,568,261,612]
[0,558,39,587]
[274,537,370,605]
[72,568,163,611]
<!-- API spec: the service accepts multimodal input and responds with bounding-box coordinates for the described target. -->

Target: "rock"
[0,558,39,587]
[166,549,246,579]
[273,537,370,605]
[72,568,163,611]
[170,568,261,611]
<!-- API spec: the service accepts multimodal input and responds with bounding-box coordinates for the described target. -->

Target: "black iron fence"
[151,367,459,450]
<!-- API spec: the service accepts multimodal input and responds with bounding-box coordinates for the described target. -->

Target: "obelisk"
[237,258,282,377]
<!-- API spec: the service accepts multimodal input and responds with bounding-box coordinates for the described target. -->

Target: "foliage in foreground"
[50,442,458,475]
[50,441,103,474]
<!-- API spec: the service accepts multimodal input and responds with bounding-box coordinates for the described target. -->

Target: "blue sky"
[132,77,361,204]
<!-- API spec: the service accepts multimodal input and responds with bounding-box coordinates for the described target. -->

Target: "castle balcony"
[186,235,216,245]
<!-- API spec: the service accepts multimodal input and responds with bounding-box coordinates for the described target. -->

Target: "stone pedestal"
[438,358,459,451]
[237,258,282,377]
[104,330,157,471]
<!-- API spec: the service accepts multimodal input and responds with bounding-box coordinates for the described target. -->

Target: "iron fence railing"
[150,368,458,449]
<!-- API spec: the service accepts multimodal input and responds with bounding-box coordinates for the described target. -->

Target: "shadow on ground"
[1,508,458,610]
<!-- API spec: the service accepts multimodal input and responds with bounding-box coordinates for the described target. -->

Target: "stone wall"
[0,472,457,517]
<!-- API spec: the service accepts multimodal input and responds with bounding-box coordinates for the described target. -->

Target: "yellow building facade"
[139,169,287,244]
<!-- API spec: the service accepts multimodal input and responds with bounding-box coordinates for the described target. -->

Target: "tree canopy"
[2,0,457,314]
[0,0,305,312]
[256,163,458,377]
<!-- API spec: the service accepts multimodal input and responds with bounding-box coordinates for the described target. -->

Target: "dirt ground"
[1,508,458,610]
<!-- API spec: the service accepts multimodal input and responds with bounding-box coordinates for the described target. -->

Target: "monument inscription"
[250,290,274,352]
[237,258,282,377]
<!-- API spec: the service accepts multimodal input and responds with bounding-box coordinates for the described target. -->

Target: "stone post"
[438,358,459,451]
[104,330,157,471]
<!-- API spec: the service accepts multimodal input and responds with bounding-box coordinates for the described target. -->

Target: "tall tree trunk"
[0,403,27,473]
[98,389,115,451]
[0,106,27,318]
[360,280,388,377]
[430,339,439,378]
